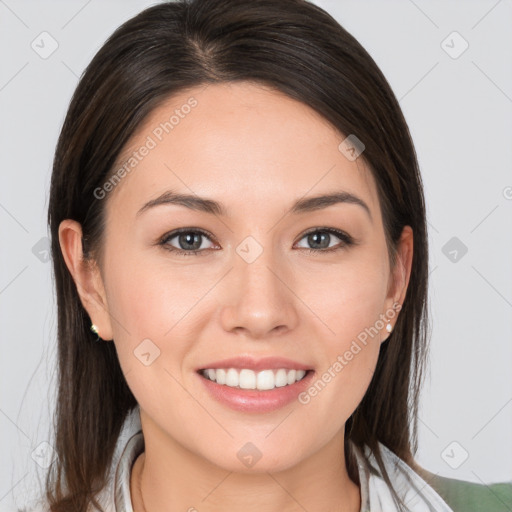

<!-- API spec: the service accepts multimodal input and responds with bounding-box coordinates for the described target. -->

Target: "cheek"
[105,247,211,339]
[104,258,204,413]
[300,248,389,346]
[103,248,232,409]
[299,300,382,434]
[295,251,388,417]
[102,248,204,383]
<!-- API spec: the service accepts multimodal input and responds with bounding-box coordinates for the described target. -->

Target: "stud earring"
[90,323,102,342]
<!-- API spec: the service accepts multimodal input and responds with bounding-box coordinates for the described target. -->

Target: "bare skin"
[59,81,413,512]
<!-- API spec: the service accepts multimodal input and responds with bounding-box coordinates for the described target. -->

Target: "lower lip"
[197,370,315,413]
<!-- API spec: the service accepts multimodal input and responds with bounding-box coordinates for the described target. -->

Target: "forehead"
[106,81,379,221]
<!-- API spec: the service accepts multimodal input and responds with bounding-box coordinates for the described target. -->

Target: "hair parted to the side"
[46,0,430,510]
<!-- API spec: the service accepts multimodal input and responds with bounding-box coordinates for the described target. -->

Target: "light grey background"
[1,0,511,510]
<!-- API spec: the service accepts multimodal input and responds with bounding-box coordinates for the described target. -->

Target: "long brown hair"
[46,0,429,510]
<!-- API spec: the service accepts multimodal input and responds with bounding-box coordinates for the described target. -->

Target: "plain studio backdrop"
[1,0,511,510]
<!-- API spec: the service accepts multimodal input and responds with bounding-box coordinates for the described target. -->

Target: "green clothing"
[418,467,512,512]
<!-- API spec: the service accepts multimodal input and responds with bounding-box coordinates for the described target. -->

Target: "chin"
[203,444,307,475]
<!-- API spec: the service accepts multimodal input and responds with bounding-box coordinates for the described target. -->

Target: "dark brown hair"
[46,0,429,510]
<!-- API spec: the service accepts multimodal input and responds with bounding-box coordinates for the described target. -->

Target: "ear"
[383,225,413,336]
[58,219,114,341]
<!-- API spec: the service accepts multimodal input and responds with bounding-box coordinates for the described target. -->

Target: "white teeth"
[226,368,239,387]
[201,368,308,390]
[257,370,275,390]
[239,369,256,389]
[275,368,288,387]
[296,369,306,380]
[216,368,226,385]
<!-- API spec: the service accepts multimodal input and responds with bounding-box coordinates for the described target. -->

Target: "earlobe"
[58,219,114,341]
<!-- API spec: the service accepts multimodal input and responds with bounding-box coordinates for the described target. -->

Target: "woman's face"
[66,81,412,473]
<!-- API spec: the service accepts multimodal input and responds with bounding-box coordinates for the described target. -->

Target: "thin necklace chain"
[137,457,148,512]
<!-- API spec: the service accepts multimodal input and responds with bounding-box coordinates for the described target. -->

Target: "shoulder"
[357,441,512,512]
[416,467,512,512]
[15,504,50,512]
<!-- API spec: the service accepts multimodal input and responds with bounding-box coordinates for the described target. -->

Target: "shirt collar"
[353,442,454,511]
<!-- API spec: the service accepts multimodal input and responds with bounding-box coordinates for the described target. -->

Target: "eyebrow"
[136,190,372,221]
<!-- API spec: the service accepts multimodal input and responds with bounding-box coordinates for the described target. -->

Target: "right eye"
[159,228,218,256]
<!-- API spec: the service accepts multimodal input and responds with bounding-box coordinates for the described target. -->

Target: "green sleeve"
[418,468,512,512]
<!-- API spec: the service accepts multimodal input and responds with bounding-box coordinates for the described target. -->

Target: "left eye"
[161,229,216,253]
[295,228,353,251]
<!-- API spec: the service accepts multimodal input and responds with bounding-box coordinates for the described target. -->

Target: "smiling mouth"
[198,368,313,391]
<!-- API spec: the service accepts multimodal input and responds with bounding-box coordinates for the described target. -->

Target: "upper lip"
[197,356,313,372]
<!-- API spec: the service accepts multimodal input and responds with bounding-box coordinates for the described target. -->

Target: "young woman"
[28,0,511,511]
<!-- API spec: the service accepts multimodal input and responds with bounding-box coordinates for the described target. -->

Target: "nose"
[219,246,300,339]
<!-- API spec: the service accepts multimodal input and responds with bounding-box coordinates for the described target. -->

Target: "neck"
[130,417,361,512]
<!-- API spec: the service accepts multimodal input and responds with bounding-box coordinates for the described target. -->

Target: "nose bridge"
[220,236,299,337]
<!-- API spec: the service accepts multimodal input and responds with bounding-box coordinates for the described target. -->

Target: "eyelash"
[158,227,355,257]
